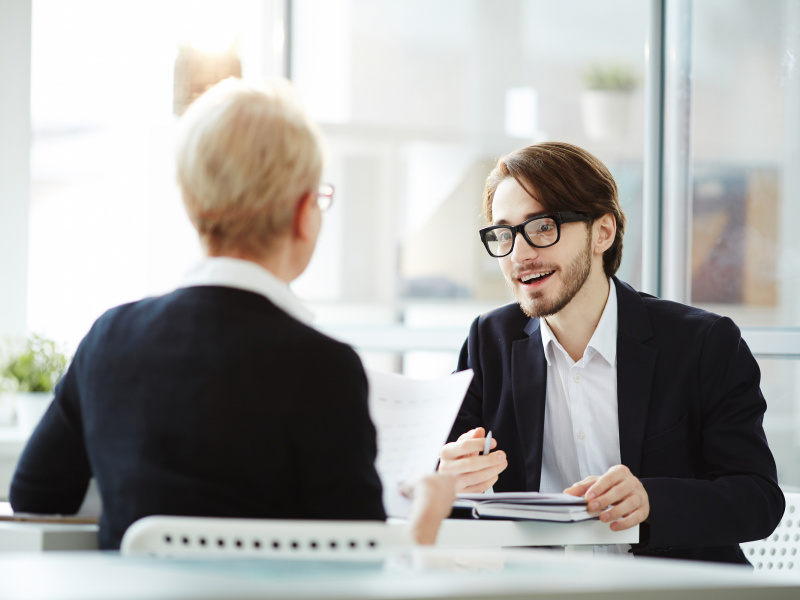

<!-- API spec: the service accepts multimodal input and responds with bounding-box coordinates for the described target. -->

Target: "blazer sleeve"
[447,316,485,443]
[639,316,785,551]
[10,355,92,514]
[290,340,386,521]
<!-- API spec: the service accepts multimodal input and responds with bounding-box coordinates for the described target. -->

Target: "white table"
[0,517,634,554]
[0,521,98,552]
[0,426,27,498]
[0,547,798,600]
[432,517,638,553]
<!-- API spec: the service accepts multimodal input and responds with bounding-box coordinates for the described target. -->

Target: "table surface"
[0,547,798,600]
[433,516,638,547]
[1,508,636,553]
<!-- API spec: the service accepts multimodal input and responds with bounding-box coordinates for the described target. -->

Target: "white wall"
[0,0,32,339]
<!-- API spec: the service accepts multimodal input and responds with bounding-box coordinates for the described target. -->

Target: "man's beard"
[507,231,593,319]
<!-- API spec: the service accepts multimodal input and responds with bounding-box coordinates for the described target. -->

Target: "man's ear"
[593,213,616,254]
[293,190,316,242]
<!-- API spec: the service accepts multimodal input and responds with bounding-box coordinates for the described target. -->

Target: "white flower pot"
[15,391,55,434]
[580,90,633,141]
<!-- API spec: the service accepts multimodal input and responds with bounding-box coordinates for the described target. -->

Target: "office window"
[689,0,800,328]
[292,0,648,307]
[27,0,649,369]
[759,359,800,487]
[290,0,648,375]
[673,0,800,490]
[27,0,278,348]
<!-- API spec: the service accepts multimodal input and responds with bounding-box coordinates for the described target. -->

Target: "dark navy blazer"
[11,286,386,549]
[448,277,784,564]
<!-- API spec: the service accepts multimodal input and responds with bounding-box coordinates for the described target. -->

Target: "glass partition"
[290,0,649,375]
[759,358,800,489]
[291,0,648,308]
[689,0,800,329]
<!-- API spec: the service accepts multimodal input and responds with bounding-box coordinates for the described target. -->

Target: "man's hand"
[438,427,507,493]
[564,464,649,531]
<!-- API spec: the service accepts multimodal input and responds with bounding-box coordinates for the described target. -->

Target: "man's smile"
[516,269,556,289]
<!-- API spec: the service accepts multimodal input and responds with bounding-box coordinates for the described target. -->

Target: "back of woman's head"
[175,77,324,257]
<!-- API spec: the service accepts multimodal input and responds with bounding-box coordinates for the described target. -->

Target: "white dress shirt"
[178,257,313,325]
[539,281,631,557]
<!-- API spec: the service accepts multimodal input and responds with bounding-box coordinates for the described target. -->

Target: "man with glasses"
[11,78,455,550]
[439,142,784,564]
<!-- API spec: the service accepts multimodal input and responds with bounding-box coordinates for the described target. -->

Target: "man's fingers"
[609,509,646,531]
[585,465,633,504]
[438,429,504,493]
[598,495,638,523]
[588,478,640,512]
[440,438,495,462]
[581,465,650,530]
[439,450,506,476]
[442,450,505,478]
[564,476,598,496]
[456,427,485,442]
[459,475,499,494]
[455,452,506,484]
[441,429,496,461]
[457,462,505,493]
[564,483,590,497]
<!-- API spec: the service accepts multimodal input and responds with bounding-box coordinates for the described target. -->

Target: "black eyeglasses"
[479,211,590,258]
[317,183,335,212]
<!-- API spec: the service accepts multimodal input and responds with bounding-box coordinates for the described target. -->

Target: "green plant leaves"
[583,64,638,92]
[1,334,68,393]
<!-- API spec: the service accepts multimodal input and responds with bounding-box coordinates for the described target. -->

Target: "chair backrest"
[120,516,412,560]
[740,492,800,572]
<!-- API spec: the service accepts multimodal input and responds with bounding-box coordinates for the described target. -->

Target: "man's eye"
[497,231,513,242]
[527,219,556,235]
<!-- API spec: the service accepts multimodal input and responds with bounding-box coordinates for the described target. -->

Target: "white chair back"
[740,492,800,572]
[121,516,412,560]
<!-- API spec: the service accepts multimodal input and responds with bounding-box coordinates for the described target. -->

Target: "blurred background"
[1,0,799,489]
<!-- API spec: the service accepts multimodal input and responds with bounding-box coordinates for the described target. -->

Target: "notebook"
[453,492,595,522]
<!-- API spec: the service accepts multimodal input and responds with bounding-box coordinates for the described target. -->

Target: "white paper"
[366,368,473,518]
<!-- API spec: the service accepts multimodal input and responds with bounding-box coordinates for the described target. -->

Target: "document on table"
[366,368,473,518]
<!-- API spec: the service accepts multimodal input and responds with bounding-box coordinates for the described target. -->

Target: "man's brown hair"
[483,142,627,277]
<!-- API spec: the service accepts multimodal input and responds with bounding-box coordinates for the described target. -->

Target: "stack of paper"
[453,492,595,522]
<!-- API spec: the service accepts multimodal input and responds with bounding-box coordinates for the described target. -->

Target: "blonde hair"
[175,77,324,256]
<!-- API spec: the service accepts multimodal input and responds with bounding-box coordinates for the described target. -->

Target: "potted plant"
[0,334,69,432]
[580,63,639,141]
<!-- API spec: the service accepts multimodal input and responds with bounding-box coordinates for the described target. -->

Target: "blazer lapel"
[512,318,548,491]
[614,278,658,477]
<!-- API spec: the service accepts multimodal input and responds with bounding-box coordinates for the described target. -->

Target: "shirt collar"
[589,280,618,366]
[539,279,618,367]
[539,314,558,367]
[178,257,314,324]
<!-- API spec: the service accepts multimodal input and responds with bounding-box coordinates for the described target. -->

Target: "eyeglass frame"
[317,183,335,212]
[479,211,591,258]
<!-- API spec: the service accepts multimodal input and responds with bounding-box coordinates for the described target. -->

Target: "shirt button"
[577,431,585,440]
[573,374,582,382]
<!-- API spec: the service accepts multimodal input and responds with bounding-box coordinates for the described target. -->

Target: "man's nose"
[510,231,539,262]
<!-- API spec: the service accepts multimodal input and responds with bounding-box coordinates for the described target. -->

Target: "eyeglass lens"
[484,217,559,256]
